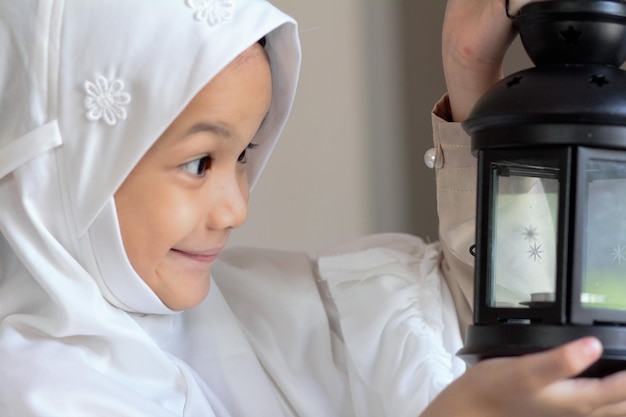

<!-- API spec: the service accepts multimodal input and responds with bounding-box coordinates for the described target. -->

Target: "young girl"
[0,0,299,414]
[2,0,626,416]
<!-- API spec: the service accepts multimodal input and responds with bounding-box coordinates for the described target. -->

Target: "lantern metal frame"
[457,0,626,377]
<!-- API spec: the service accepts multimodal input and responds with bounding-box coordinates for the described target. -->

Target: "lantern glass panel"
[583,158,626,310]
[489,160,559,308]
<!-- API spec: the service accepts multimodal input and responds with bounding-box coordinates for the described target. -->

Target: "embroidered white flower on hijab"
[186,0,235,26]
[84,76,131,126]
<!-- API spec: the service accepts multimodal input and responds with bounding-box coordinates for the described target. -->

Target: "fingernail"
[580,337,602,358]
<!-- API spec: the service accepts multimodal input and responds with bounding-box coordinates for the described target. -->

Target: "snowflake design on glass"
[527,242,543,262]
[186,0,235,26]
[611,244,626,265]
[522,225,538,241]
[84,76,131,126]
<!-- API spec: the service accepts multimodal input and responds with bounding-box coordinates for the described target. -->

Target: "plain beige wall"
[230,0,372,253]
[230,1,531,253]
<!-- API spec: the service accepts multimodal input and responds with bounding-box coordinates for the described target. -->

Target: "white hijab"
[0,0,300,415]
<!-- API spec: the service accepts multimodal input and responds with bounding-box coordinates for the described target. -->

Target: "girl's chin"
[159,281,212,311]
[148,265,212,311]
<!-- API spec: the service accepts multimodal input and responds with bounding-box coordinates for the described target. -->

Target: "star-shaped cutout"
[506,76,522,88]
[590,74,610,87]
[560,25,582,45]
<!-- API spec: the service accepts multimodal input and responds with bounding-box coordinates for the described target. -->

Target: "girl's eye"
[181,156,211,177]
[238,143,258,164]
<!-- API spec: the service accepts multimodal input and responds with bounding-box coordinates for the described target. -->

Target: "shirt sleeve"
[431,95,476,335]
[316,233,466,417]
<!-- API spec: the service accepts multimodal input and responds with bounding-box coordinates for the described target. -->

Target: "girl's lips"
[170,248,222,263]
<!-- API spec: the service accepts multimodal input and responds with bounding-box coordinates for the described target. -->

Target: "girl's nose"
[206,175,249,230]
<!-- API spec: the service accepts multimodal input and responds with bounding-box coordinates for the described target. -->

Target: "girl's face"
[114,44,272,310]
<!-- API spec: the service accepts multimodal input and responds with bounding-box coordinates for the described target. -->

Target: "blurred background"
[230,0,530,254]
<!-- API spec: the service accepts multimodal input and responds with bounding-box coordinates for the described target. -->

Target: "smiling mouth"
[170,248,221,263]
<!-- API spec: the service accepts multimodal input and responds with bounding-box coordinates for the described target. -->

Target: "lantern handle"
[505,0,514,19]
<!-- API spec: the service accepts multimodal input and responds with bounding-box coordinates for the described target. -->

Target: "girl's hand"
[442,0,542,121]
[421,337,626,417]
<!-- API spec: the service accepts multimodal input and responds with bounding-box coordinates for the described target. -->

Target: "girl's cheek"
[168,196,205,231]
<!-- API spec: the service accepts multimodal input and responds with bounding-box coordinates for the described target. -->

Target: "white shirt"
[214,233,466,416]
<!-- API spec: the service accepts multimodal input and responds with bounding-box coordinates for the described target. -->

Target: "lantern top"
[517,0,626,67]
[464,0,626,151]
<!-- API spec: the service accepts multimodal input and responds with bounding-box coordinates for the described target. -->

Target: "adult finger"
[584,370,626,414]
[515,337,603,391]
[589,399,626,417]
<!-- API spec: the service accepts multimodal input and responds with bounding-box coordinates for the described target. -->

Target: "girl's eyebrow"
[183,112,269,140]
[183,122,232,139]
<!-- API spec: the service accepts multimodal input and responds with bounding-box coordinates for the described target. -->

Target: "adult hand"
[442,0,543,121]
[421,337,626,417]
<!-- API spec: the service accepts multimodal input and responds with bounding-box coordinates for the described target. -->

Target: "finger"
[590,398,626,417]
[517,337,603,389]
[585,370,626,411]
[538,371,626,416]
[590,401,626,417]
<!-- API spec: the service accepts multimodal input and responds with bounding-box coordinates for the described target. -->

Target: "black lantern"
[457,0,626,377]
